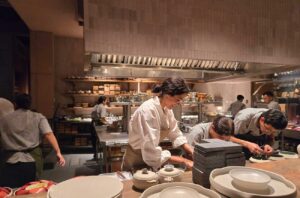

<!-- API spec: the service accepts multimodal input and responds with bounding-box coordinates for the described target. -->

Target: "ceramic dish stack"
[140,182,221,198]
[47,176,123,198]
[193,139,245,187]
[210,166,297,198]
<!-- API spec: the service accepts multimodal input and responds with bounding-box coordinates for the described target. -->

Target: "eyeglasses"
[262,123,278,134]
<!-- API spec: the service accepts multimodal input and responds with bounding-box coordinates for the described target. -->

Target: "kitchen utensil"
[157,164,184,183]
[132,168,158,190]
[229,168,271,191]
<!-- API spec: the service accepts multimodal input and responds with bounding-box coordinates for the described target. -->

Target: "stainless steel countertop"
[95,125,128,146]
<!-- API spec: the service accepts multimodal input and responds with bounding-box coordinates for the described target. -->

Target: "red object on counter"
[14,180,55,196]
[0,187,12,198]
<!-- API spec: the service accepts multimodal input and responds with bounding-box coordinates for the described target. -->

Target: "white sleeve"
[134,110,171,170]
[167,110,187,148]
[39,114,52,135]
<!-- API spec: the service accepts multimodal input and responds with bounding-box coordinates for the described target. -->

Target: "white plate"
[47,176,123,198]
[160,186,200,198]
[140,182,221,198]
[210,166,297,197]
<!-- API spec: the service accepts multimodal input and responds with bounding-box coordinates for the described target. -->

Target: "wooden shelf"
[64,78,159,83]
[65,93,131,97]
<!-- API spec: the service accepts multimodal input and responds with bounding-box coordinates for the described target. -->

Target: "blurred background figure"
[263,91,281,111]
[0,98,14,118]
[0,93,65,188]
[227,95,246,118]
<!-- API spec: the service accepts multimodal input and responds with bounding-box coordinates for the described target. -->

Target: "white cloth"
[128,96,187,170]
[186,122,211,147]
[227,100,246,117]
[0,98,14,118]
[0,109,52,163]
[234,108,268,136]
[267,101,281,111]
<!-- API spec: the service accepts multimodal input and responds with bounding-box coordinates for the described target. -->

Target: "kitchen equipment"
[132,168,158,190]
[140,182,221,198]
[47,176,123,198]
[210,166,297,198]
[157,164,184,183]
[229,168,271,191]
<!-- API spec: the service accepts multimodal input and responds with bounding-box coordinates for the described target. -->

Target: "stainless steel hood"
[87,53,298,82]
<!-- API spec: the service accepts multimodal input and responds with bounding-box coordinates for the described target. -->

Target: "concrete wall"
[85,0,300,65]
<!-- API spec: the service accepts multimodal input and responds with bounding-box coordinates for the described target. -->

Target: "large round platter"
[47,176,123,198]
[140,182,221,198]
[210,166,297,198]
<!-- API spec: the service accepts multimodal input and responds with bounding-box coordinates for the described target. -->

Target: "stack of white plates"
[47,176,123,198]
[140,182,221,198]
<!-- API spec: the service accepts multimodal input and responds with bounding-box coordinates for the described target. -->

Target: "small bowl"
[229,168,271,191]
[159,186,199,198]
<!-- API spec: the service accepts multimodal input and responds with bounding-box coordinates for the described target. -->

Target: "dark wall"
[0,3,29,101]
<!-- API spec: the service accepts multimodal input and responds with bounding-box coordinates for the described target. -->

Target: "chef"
[186,116,233,147]
[122,77,194,172]
[232,108,287,159]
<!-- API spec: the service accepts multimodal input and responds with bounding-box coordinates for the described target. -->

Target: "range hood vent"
[90,53,246,72]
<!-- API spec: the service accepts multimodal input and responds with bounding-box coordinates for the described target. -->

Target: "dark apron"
[3,145,43,179]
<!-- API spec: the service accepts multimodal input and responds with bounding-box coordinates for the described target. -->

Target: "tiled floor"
[41,152,101,183]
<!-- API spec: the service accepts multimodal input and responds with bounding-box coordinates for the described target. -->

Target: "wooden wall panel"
[30,31,54,117]
[84,0,300,65]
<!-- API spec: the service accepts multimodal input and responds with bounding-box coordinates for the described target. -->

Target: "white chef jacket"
[227,100,246,117]
[128,96,187,170]
[186,122,211,147]
[0,98,14,118]
[234,108,268,136]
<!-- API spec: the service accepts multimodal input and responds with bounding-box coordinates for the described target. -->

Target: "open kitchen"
[0,0,300,197]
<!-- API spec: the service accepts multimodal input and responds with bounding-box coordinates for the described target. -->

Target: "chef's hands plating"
[246,142,264,154]
[263,144,273,155]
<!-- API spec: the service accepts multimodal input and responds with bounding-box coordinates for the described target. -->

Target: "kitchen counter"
[10,159,300,198]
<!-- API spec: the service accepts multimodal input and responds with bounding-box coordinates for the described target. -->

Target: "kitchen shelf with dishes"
[53,118,93,152]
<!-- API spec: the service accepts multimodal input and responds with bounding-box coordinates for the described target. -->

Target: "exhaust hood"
[87,53,246,81]
[87,53,298,82]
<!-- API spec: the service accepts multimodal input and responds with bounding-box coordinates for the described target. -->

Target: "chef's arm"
[229,136,263,154]
[44,132,66,166]
[168,155,193,169]
[181,143,193,158]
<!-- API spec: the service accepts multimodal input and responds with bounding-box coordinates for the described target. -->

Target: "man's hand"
[56,152,66,166]
[246,142,264,154]
[263,144,273,155]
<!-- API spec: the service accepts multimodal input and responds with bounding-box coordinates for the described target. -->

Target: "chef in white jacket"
[122,77,193,172]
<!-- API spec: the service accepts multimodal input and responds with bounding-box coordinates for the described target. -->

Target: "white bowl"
[159,186,200,198]
[229,168,271,191]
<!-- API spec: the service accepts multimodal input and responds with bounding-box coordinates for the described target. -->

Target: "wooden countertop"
[10,159,300,198]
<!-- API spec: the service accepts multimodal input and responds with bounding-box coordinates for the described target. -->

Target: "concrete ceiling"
[8,0,83,38]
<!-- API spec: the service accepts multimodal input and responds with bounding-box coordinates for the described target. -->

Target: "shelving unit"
[54,119,93,152]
